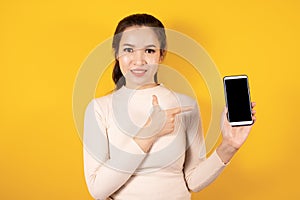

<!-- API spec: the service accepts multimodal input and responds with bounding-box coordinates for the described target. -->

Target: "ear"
[159,55,164,63]
[114,50,119,61]
[159,50,166,63]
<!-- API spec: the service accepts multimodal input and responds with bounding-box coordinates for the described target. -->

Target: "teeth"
[131,69,147,74]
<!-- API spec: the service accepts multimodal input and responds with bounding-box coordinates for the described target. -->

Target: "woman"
[83,13,256,200]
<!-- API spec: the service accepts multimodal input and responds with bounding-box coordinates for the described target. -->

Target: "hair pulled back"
[112,14,167,89]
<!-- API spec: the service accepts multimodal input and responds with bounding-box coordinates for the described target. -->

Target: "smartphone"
[223,75,253,126]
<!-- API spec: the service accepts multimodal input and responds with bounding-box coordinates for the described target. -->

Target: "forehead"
[120,26,160,47]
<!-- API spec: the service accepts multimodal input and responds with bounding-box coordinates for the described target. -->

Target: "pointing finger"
[180,106,194,113]
[167,106,194,115]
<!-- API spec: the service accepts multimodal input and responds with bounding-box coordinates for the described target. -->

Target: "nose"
[133,49,146,66]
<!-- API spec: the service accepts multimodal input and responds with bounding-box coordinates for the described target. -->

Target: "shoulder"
[159,84,196,105]
[165,89,200,120]
[173,92,197,107]
[161,87,197,110]
[85,93,113,114]
[94,93,113,106]
[174,92,200,119]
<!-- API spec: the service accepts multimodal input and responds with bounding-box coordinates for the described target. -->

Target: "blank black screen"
[225,77,252,122]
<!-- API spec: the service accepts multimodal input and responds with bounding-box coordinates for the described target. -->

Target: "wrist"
[216,142,238,164]
[133,135,157,153]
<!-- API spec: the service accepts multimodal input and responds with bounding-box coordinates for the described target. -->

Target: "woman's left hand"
[216,102,256,164]
[221,102,256,149]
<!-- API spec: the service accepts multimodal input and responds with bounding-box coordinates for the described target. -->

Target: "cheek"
[118,56,131,74]
[148,54,161,64]
[146,55,161,72]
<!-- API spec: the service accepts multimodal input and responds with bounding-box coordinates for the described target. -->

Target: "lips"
[130,69,147,77]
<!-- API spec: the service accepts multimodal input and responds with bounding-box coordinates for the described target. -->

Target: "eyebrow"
[122,43,157,48]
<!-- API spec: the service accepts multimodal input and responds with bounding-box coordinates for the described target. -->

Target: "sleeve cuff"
[211,150,229,167]
[129,138,147,155]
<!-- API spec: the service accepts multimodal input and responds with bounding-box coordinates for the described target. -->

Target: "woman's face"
[117,26,162,89]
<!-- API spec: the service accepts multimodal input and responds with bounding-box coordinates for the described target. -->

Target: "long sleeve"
[183,102,226,192]
[83,99,147,200]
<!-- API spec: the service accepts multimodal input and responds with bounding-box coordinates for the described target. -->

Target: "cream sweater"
[83,84,226,200]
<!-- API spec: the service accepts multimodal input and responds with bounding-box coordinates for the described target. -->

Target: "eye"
[123,48,133,53]
[145,49,156,54]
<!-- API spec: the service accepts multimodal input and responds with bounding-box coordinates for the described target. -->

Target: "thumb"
[221,107,230,130]
[152,95,159,106]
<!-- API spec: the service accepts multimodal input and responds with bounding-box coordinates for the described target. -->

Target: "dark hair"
[112,14,167,89]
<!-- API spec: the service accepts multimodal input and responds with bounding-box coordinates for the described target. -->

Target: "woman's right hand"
[134,95,193,153]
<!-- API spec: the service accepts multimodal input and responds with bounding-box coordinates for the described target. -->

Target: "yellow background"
[1,0,299,199]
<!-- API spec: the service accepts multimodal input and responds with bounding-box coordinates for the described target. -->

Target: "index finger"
[167,106,194,115]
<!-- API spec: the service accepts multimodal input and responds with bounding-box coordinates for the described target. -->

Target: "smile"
[130,69,147,76]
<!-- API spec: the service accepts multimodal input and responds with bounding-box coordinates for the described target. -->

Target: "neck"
[125,82,159,90]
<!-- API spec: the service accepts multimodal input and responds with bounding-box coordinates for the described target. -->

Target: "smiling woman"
[117,26,162,89]
[112,14,167,90]
[82,13,256,200]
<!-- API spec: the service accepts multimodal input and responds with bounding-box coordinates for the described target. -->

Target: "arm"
[83,99,147,199]
[133,95,193,153]
[84,95,195,199]
[184,102,257,192]
[183,103,226,192]
[216,103,257,163]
